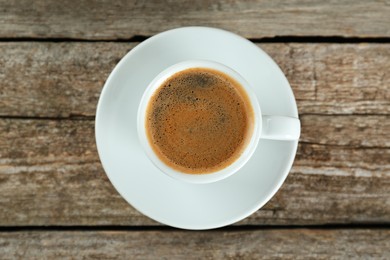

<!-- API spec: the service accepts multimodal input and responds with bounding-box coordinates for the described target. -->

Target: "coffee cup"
[137,60,300,184]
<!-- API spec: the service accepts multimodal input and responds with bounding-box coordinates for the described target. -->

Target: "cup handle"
[261,115,301,141]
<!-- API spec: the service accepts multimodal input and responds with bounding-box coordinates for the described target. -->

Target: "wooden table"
[1,0,389,258]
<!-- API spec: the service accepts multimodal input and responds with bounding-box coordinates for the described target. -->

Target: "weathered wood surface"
[0,116,388,226]
[0,42,389,117]
[0,229,389,259]
[0,1,388,257]
[1,0,390,39]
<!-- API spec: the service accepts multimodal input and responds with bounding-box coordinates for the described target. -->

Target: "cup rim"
[137,60,262,184]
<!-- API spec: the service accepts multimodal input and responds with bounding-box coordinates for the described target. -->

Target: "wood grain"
[0,42,134,118]
[0,229,389,259]
[0,42,389,117]
[0,118,388,226]
[1,0,390,39]
[263,44,390,115]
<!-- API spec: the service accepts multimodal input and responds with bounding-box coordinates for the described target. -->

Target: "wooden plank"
[1,43,389,117]
[0,118,388,226]
[261,44,390,115]
[1,0,390,39]
[0,42,135,118]
[301,115,390,148]
[0,229,389,259]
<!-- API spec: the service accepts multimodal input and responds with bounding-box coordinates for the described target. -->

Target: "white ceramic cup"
[138,60,300,184]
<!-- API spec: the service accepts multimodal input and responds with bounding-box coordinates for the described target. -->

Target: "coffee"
[145,68,254,174]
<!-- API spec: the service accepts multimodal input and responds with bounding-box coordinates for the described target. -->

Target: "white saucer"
[96,27,299,230]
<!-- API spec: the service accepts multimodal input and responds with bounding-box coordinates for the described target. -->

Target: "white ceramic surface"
[96,27,300,230]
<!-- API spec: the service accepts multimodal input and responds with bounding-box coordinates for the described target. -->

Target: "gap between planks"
[0,224,389,233]
[0,36,390,43]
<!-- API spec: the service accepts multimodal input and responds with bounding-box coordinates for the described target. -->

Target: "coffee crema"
[145,68,254,174]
